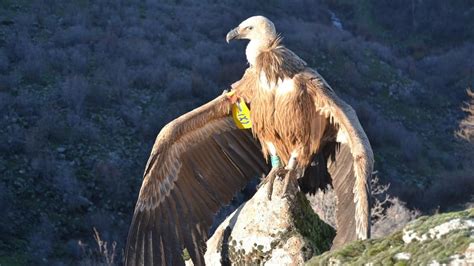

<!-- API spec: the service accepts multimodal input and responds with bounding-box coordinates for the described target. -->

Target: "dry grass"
[78,228,120,266]
[457,88,474,143]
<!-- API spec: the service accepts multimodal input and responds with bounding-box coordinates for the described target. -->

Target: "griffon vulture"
[125,15,373,266]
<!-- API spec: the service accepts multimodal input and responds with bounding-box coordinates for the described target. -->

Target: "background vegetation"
[0,0,473,264]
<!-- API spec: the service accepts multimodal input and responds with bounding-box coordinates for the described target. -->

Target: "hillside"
[308,208,474,265]
[0,0,473,264]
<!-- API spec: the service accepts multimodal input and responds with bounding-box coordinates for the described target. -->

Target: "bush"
[0,182,14,236]
[306,185,338,229]
[306,175,420,238]
[93,154,134,203]
[421,174,474,211]
[65,113,101,143]
[0,123,26,155]
[354,102,423,164]
[370,175,420,238]
[53,25,97,47]
[417,44,474,96]
[457,89,474,143]
[372,198,420,238]
[27,216,55,263]
[0,50,10,73]
[53,161,91,210]
[18,48,48,84]
[61,75,90,114]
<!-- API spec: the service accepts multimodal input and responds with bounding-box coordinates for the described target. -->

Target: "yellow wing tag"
[232,99,252,129]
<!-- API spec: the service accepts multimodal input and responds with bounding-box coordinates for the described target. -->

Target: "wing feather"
[303,69,374,247]
[125,94,268,266]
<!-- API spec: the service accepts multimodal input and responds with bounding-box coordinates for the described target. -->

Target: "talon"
[259,167,285,200]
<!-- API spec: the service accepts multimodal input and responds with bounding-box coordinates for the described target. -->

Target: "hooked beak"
[226,27,240,43]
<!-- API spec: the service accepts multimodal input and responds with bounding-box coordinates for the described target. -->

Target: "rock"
[403,218,474,243]
[307,208,474,265]
[202,175,335,265]
[393,252,411,261]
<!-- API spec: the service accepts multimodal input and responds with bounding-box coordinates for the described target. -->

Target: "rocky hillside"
[308,208,474,265]
[0,0,473,264]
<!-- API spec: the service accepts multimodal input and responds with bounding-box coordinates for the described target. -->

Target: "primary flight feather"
[125,15,374,266]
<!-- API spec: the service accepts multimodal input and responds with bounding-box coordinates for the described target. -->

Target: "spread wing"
[124,94,268,266]
[302,69,374,248]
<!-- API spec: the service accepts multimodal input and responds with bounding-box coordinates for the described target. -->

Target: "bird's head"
[226,16,277,44]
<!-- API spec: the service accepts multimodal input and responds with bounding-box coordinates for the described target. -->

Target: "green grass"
[307,209,474,265]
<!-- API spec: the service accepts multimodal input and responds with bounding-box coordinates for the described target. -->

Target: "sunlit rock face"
[202,176,335,265]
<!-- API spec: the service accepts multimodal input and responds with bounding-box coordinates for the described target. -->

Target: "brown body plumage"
[246,37,328,166]
[125,16,374,266]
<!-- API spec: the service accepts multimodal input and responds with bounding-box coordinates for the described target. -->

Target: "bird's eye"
[247,26,253,30]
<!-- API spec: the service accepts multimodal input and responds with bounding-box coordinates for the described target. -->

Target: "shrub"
[129,62,167,90]
[417,44,474,97]
[27,216,55,263]
[457,89,474,143]
[68,45,91,75]
[53,161,91,210]
[61,75,90,114]
[18,47,48,84]
[93,154,133,203]
[0,123,26,155]
[164,69,193,101]
[0,182,14,236]
[370,175,420,238]
[120,38,154,65]
[306,185,338,229]
[371,198,420,238]
[305,175,420,238]
[65,113,101,143]
[354,102,422,163]
[0,50,10,73]
[420,174,474,211]
[29,155,58,184]
[53,25,96,47]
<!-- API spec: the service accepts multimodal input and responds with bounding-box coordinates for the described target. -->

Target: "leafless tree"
[457,89,474,143]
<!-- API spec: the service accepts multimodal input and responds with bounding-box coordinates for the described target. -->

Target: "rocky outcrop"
[308,208,474,265]
[202,176,335,265]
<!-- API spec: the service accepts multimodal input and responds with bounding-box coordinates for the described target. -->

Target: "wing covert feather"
[125,94,268,266]
[303,69,374,246]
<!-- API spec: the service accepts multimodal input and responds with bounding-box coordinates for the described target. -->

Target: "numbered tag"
[232,99,252,129]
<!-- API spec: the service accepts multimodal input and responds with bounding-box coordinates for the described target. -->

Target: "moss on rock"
[307,208,474,265]
[292,192,336,257]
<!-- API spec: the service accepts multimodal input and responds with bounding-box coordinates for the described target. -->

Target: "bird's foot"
[281,169,299,200]
[259,167,287,200]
